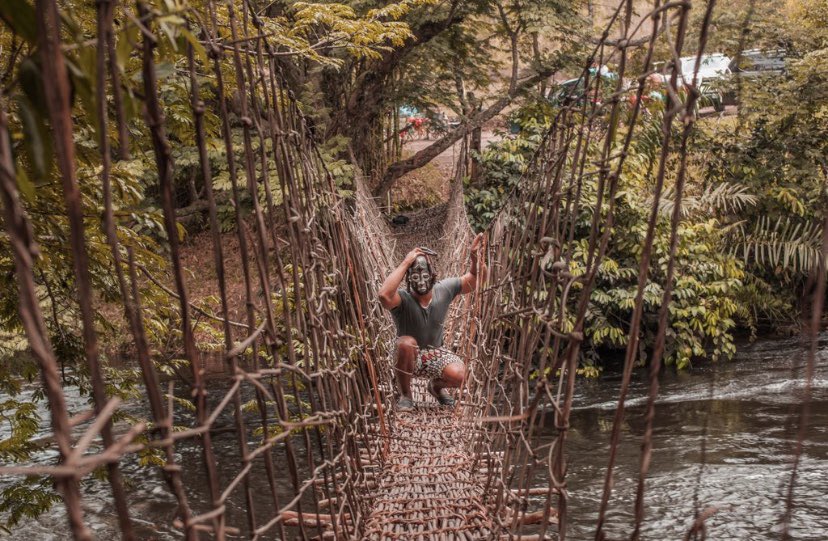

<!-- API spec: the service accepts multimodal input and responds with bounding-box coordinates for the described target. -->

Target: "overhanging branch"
[373,68,555,199]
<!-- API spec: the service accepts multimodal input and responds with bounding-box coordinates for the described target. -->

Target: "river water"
[1,335,826,539]
[561,334,828,540]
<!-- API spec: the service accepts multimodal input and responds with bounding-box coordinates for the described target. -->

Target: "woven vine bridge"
[0,0,821,540]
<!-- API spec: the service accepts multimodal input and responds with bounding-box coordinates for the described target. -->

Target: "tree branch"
[373,67,557,199]
[334,11,467,134]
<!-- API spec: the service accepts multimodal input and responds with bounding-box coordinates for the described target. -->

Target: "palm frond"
[652,187,694,218]
[653,182,757,219]
[734,216,825,274]
[700,182,758,215]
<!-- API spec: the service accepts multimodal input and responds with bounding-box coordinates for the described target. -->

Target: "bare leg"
[432,361,466,391]
[428,361,466,406]
[395,336,418,399]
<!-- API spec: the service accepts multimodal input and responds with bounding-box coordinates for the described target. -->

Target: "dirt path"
[401,131,501,179]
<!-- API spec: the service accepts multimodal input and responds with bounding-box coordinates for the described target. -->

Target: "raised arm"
[461,233,487,294]
[379,247,424,310]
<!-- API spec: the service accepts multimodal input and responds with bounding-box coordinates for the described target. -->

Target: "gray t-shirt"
[390,278,463,348]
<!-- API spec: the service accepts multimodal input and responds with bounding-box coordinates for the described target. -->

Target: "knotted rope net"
[0,0,823,540]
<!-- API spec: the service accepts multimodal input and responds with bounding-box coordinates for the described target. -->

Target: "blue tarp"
[398,105,419,117]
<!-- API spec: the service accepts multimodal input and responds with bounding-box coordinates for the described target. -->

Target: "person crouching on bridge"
[378,234,486,412]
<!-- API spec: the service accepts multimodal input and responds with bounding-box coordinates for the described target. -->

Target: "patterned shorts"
[414,347,464,380]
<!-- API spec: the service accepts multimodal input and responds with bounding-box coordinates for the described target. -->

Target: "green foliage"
[0,477,61,533]
[469,104,747,370]
[390,0,585,119]
[262,0,435,67]
[464,101,553,230]
[319,135,357,197]
[0,400,41,462]
[736,216,823,275]
[466,0,828,370]
[692,7,827,326]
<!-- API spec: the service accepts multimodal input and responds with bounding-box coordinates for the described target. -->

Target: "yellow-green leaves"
[275,0,436,65]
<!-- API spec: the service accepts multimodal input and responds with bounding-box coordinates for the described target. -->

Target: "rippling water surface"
[561,335,828,540]
[1,335,826,539]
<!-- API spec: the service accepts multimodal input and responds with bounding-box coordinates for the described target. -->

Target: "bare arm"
[379,248,424,310]
[461,233,487,294]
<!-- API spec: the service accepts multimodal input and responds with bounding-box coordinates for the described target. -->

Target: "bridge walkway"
[362,394,497,540]
[360,196,504,540]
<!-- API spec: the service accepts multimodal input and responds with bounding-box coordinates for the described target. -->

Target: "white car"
[658,53,732,111]
[677,53,732,85]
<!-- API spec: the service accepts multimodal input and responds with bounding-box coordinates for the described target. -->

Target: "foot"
[396,395,415,412]
[427,380,456,407]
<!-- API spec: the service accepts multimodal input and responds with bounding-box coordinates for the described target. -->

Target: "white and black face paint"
[408,256,434,295]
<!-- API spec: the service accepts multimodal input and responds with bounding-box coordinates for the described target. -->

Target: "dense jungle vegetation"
[466,0,828,370]
[0,0,825,528]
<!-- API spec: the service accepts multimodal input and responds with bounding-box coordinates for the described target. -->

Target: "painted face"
[408,256,434,295]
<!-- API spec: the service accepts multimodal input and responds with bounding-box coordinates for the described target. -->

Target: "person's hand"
[469,233,486,274]
[404,247,425,266]
[470,233,485,257]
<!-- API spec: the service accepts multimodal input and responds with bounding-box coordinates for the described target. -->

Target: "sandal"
[396,395,415,412]
[427,380,456,407]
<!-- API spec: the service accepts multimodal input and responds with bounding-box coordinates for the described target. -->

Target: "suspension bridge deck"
[362,385,496,540]
[4,2,818,539]
[359,192,505,539]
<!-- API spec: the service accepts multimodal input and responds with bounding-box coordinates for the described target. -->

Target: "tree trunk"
[327,15,465,182]
[470,124,482,184]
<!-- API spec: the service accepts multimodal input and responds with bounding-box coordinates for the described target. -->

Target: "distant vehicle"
[547,77,588,106]
[657,53,732,112]
[677,53,732,85]
[547,71,619,108]
[729,49,787,76]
